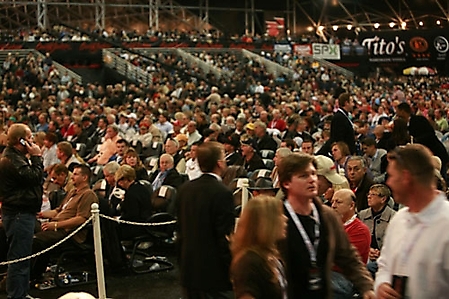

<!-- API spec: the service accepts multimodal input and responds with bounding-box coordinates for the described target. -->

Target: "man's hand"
[363,290,376,299]
[369,248,380,261]
[41,221,58,231]
[377,283,401,299]
[27,142,42,157]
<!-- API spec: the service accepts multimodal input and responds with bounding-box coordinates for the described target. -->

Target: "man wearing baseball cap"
[315,155,349,206]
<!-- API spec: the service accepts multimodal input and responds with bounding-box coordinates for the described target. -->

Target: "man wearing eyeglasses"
[375,144,449,298]
[359,184,396,278]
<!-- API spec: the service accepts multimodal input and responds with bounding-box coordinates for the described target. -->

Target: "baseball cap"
[315,155,346,185]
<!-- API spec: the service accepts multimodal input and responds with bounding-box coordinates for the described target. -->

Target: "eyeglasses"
[367,193,382,197]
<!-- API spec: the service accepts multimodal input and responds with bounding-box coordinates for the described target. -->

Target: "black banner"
[357,28,449,66]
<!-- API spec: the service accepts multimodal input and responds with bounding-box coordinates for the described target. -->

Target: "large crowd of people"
[1,40,449,299]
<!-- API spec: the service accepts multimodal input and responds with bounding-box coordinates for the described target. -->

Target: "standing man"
[375,144,449,298]
[278,154,374,299]
[177,142,235,299]
[317,93,356,156]
[0,123,43,299]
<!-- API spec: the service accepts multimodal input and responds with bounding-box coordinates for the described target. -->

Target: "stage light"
[318,25,324,31]
[347,24,352,30]
[419,21,424,26]
[389,22,395,28]
[333,25,338,31]
[307,26,314,32]
[437,20,441,25]
[374,23,380,29]
[401,22,406,29]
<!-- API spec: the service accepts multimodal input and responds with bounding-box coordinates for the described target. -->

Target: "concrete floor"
[2,255,182,299]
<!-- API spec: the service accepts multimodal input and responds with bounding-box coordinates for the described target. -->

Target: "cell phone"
[19,138,28,147]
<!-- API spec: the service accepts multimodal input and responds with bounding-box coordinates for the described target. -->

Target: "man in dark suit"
[317,93,356,156]
[149,153,184,190]
[396,102,449,179]
[253,120,278,153]
[177,142,235,299]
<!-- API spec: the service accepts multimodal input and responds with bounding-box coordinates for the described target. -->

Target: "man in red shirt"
[331,188,371,298]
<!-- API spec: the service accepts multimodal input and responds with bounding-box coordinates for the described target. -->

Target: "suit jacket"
[354,174,374,212]
[149,168,184,190]
[318,109,356,156]
[365,149,387,183]
[256,134,278,153]
[358,206,396,250]
[177,174,235,292]
[409,115,449,164]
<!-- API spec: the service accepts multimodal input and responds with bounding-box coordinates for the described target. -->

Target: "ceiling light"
[389,22,395,28]
[333,25,338,31]
[374,23,380,29]
[419,21,424,26]
[347,24,352,30]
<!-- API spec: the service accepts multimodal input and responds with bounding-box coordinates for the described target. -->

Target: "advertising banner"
[312,43,341,60]
[358,29,449,65]
[294,44,312,56]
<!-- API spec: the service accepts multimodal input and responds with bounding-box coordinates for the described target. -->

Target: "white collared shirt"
[375,192,449,298]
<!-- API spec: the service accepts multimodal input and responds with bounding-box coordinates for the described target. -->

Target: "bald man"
[331,189,372,298]
[332,189,371,264]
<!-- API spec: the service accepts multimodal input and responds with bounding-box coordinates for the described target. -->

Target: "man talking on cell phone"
[0,123,43,299]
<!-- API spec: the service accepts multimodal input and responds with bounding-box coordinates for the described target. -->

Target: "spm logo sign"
[312,44,341,60]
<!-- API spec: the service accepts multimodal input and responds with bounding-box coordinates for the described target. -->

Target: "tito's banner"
[358,28,449,65]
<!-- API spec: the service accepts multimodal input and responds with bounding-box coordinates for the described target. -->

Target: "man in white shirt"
[375,144,449,299]
[185,142,202,180]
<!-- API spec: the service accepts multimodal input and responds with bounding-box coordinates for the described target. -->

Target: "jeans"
[2,211,36,299]
[367,260,379,279]
[331,271,354,299]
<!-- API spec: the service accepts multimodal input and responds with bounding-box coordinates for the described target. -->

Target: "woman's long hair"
[231,195,284,272]
[123,148,144,169]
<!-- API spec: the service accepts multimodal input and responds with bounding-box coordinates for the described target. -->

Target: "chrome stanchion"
[91,203,107,299]
[238,178,250,211]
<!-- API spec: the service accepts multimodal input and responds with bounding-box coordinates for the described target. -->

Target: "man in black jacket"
[317,93,356,156]
[396,102,449,179]
[0,123,43,299]
[177,142,235,299]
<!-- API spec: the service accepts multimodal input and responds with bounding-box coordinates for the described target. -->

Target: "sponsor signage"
[358,29,449,64]
[274,43,292,53]
[312,43,341,60]
[294,44,312,56]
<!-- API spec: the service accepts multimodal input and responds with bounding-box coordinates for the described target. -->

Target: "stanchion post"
[91,203,107,299]
[240,178,249,211]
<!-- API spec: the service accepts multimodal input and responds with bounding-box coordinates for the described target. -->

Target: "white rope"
[99,214,177,226]
[0,215,94,266]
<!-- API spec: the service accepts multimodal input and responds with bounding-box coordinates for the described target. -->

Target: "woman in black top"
[231,195,288,299]
[122,148,150,182]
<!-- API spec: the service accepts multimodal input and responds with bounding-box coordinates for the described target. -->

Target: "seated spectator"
[49,163,74,194]
[240,134,267,174]
[88,124,120,166]
[122,148,149,181]
[358,184,396,278]
[175,134,189,158]
[301,138,315,155]
[224,133,243,166]
[268,109,287,132]
[315,155,350,206]
[109,139,129,164]
[132,123,153,149]
[185,142,202,181]
[331,189,371,299]
[149,153,184,190]
[56,141,81,172]
[346,156,374,212]
[332,141,351,177]
[361,138,387,183]
[69,121,89,146]
[155,112,173,141]
[115,165,153,240]
[42,132,60,173]
[271,147,292,189]
[186,121,202,146]
[164,138,186,174]
[93,161,123,216]
[254,120,278,153]
[32,165,98,282]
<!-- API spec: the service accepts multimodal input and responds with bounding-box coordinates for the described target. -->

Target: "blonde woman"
[231,195,288,299]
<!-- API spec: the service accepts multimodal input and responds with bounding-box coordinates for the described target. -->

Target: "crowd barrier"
[0,203,179,299]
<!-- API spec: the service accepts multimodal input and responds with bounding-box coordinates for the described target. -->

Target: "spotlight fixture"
[389,22,395,28]
[333,25,338,31]
[419,21,424,26]
[347,24,352,30]
[374,23,380,29]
